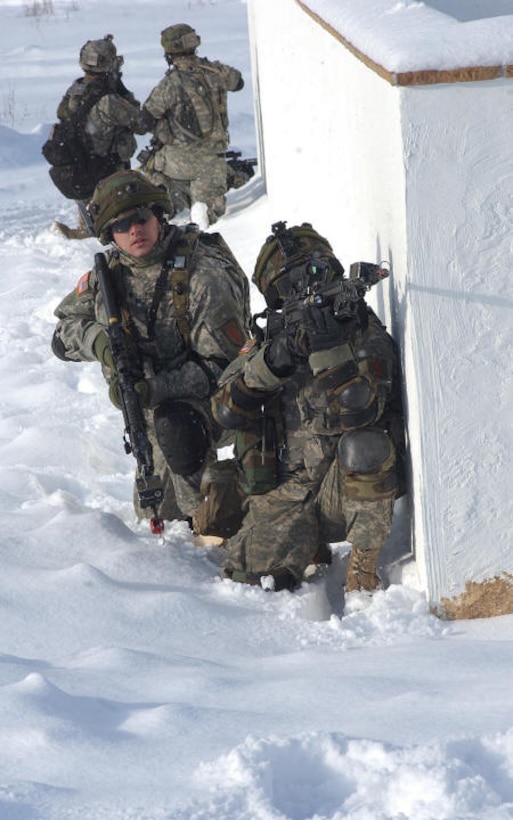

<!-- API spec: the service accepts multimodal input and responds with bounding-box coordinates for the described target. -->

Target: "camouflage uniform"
[52,171,251,526]
[212,223,405,593]
[52,36,146,238]
[141,25,243,226]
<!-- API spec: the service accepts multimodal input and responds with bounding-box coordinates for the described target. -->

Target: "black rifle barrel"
[94,253,165,534]
[94,252,155,477]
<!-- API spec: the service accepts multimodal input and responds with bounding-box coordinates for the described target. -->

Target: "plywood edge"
[295,0,513,87]
[434,573,513,620]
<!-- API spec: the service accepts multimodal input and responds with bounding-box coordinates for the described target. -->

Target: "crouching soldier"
[211,222,406,593]
[51,170,251,538]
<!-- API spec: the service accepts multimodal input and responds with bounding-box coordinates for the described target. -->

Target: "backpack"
[42,77,120,200]
[165,62,228,145]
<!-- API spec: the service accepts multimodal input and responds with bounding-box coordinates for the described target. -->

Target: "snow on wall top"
[298,0,513,75]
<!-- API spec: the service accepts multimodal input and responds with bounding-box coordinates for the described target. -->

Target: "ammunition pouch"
[235,400,283,495]
[193,459,246,538]
[154,400,208,476]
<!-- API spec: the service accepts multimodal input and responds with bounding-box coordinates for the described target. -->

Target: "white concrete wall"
[247,0,513,618]
[247,0,408,317]
[400,81,513,610]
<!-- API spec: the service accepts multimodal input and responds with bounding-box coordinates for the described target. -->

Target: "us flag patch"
[76,272,90,296]
[239,339,257,354]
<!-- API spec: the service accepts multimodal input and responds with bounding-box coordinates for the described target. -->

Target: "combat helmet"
[79,34,118,74]
[161,24,201,56]
[253,221,344,309]
[88,170,172,244]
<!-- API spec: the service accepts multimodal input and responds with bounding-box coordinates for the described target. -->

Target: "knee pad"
[338,429,394,475]
[154,401,209,476]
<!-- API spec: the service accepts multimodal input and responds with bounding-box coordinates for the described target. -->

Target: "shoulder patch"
[239,339,257,355]
[76,271,91,296]
[220,319,245,349]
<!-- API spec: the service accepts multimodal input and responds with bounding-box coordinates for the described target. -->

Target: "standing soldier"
[140,24,244,229]
[51,170,251,539]
[212,222,406,594]
[46,35,146,240]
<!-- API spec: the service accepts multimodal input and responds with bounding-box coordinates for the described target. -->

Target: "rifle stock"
[94,252,165,534]
[76,199,96,237]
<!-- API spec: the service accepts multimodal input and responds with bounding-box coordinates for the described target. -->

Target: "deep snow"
[2,1,513,818]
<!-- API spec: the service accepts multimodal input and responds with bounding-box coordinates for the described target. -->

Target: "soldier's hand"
[304,306,356,353]
[93,330,115,370]
[108,378,150,411]
[108,376,122,409]
[134,380,150,407]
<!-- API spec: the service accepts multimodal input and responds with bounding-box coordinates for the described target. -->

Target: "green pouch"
[235,415,279,495]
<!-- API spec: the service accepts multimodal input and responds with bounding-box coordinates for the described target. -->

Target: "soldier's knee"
[338,429,397,500]
[154,401,209,476]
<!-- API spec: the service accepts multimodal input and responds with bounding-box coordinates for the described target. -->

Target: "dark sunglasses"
[110,207,154,234]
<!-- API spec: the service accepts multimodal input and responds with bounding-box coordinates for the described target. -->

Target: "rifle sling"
[146,228,199,345]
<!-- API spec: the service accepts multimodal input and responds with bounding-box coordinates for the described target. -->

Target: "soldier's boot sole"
[193,534,227,549]
[345,546,381,593]
[51,221,90,240]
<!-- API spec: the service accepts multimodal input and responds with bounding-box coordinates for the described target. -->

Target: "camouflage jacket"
[57,74,146,162]
[53,225,251,409]
[143,55,243,153]
[212,307,404,485]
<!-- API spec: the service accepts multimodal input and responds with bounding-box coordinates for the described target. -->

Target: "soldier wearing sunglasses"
[51,170,251,538]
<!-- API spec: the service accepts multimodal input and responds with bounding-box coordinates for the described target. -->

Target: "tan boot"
[345,546,381,593]
[51,221,90,240]
[193,534,226,549]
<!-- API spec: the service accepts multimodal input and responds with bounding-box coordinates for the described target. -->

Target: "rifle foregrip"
[95,253,121,325]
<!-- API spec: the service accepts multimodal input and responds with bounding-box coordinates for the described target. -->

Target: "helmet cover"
[253,222,343,308]
[161,24,201,55]
[88,170,172,244]
[79,34,118,74]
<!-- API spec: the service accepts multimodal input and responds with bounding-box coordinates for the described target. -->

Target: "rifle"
[286,260,389,324]
[225,150,258,190]
[136,138,161,169]
[253,255,390,345]
[94,252,165,536]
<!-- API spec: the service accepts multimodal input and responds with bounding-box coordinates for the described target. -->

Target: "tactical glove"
[108,378,150,410]
[93,330,115,370]
[304,306,356,353]
[264,333,296,377]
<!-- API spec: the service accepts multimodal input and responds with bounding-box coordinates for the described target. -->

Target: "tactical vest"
[105,225,199,357]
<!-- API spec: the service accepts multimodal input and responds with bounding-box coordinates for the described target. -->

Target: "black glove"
[304,306,356,353]
[264,333,296,377]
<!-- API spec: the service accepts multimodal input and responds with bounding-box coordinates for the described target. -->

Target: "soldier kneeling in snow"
[211,222,406,593]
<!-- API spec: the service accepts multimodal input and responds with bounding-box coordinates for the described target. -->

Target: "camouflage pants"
[221,450,396,582]
[151,145,228,223]
[134,415,235,526]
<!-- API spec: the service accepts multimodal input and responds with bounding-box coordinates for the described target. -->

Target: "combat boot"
[51,221,90,240]
[345,546,381,593]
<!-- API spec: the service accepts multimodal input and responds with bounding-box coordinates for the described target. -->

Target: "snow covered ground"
[1,1,513,818]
